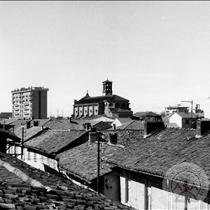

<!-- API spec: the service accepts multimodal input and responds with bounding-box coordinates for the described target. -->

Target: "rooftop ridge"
[0,159,52,191]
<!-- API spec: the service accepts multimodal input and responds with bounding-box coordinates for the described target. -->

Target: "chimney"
[113,124,116,130]
[26,121,31,129]
[89,129,97,144]
[196,120,210,138]
[83,123,91,131]
[144,121,165,137]
[109,132,118,144]
[33,121,39,126]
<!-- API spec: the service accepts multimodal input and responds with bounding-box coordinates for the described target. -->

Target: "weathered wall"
[103,172,120,202]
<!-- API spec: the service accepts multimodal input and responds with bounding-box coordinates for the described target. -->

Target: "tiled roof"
[14,126,44,140]
[43,119,84,130]
[57,130,144,182]
[0,118,17,126]
[110,108,132,113]
[0,152,135,210]
[3,119,50,140]
[115,120,145,130]
[0,112,12,119]
[0,128,20,141]
[75,94,129,105]
[115,118,132,124]
[25,130,88,155]
[58,141,123,182]
[107,128,210,186]
[133,111,159,117]
[165,123,179,128]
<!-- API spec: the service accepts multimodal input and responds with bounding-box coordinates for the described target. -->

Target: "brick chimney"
[196,120,210,138]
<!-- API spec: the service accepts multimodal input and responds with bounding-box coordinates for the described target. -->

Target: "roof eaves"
[59,165,92,184]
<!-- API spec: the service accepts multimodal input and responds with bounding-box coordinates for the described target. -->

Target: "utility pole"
[97,132,100,194]
[21,126,24,159]
[181,100,193,128]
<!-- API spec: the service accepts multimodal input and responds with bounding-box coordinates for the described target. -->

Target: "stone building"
[73,80,132,119]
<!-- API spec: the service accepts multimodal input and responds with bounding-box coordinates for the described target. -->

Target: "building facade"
[165,104,189,117]
[73,80,132,119]
[11,87,49,119]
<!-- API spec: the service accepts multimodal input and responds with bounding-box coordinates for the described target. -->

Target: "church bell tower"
[102,79,113,96]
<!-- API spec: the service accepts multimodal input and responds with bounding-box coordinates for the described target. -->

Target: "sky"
[1,1,210,117]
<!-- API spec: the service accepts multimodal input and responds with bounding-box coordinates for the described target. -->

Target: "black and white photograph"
[1,1,210,210]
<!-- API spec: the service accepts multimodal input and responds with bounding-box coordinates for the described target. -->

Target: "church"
[72,80,133,119]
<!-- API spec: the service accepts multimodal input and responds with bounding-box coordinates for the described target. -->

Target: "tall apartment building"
[11,87,49,119]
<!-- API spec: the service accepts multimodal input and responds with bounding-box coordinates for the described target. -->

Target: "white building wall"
[7,146,58,172]
[169,113,182,127]
[120,177,144,209]
[120,175,210,210]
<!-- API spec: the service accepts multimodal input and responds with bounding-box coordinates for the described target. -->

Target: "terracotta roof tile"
[133,111,160,117]
[0,152,135,210]
[58,130,144,182]
[115,121,145,130]
[25,130,88,155]
[106,128,210,186]
[43,119,84,130]
[0,128,20,141]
